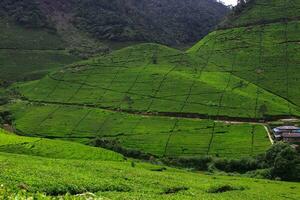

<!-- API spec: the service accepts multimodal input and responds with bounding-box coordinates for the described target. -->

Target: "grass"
[0,128,123,161]
[0,129,298,199]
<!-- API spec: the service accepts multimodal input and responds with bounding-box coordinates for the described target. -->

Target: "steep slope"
[10,44,272,159]
[73,0,228,44]
[220,0,300,28]
[1,0,229,46]
[189,0,300,116]
[8,0,300,159]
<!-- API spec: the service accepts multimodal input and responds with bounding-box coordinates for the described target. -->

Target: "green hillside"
[0,128,122,161]
[0,19,78,82]
[9,43,274,159]
[8,101,270,158]
[9,0,300,160]
[0,128,299,199]
[1,0,300,198]
[220,0,300,28]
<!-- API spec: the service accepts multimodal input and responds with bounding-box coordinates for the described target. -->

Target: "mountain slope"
[220,0,300,28]
[0,18,78,82]
[189,0,300,115]
[7,0,300,159]
[10,44,272,159]
[0,0,228,46]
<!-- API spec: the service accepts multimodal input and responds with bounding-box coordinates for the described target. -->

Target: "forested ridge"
[0,0,229,45]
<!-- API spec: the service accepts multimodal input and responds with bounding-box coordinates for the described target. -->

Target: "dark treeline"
[0,0,48,28]
[92,138,300,182]
[74,0,229,45]
[0,0,229,45]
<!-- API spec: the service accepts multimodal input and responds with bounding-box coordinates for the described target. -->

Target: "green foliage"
[0,0,48,28]
[220,0,300,28]
[266,142,300,181]
[74,0,228,45]
[0,145,299,199]
[8,101,270,159]
[0,128,123,161]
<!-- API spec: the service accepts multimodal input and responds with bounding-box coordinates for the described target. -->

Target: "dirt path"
[264,125,274,144]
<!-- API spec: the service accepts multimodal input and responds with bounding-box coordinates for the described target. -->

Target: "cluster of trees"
[0,0,229,46]
[74,0,229,45]
[0,111,13,126]
[165,142,300,181]
[0,0,48,28]
[233,0,255,15]
[93,136,300,182]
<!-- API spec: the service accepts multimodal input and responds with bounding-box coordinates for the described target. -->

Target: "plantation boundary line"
[94,113,114,137]
[116,46,155,109]
[164,33,219,157]
[31,72,68,132]
[249,5,267,154]
[205,28,251,156]
[145,53,185,111]
[206,50,238,156]
[67,63,96,102]
[96,65,123,104]
[31,106,61,134]
[149,53,186,156]
[68,109,92,137]
[126,47,159,135]
[26,76,248,109]
[284,13,292,116]
[44,65,299,110]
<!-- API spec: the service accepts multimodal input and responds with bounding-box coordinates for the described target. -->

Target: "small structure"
[272,126,300,143]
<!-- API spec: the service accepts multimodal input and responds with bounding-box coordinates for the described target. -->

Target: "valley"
[0,0,300,199]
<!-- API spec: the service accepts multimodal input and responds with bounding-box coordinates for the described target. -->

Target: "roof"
[282,133,300,138]
[276,126,300,130]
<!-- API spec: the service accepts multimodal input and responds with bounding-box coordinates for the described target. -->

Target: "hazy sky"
[222,0,238,6]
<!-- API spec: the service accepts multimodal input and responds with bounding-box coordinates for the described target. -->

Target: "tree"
[266,142,300,181]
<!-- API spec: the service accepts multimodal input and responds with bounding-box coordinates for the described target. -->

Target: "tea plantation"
[8,101,270,158]
[1,0,300,198]
[0,128,299,199]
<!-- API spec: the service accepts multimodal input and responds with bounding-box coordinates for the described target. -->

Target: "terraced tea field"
[1,0,300,198]
[11,0,300,159]
[3,0,300,161]
[16,42,299,119]
[9,101,270,158]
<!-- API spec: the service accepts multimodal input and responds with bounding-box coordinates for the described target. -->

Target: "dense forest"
[0,0,229,45]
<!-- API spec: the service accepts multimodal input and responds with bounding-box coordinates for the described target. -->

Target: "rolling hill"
[0,0,300,198]
[9,0,300,159]
[0,0,228,83]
